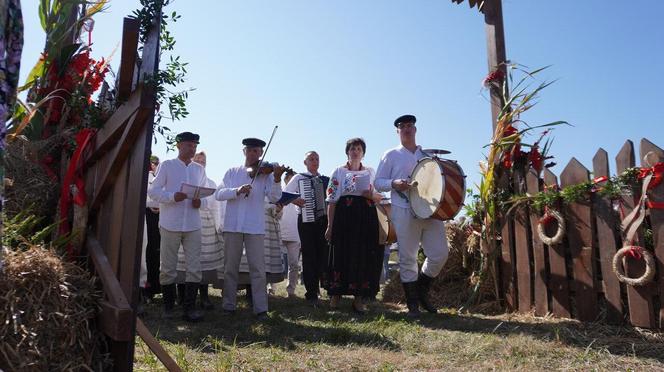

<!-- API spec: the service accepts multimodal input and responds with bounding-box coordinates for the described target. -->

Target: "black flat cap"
[394,114,416,127]
[242,137,266,147]
[175,131,200,143]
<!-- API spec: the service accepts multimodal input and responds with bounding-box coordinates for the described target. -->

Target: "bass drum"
[376,202,397,245]
[408,157,465,221]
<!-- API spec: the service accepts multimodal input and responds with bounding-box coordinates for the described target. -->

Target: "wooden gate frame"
[77,13,180,370]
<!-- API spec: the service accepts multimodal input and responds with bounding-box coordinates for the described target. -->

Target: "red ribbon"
[627,246,643,260]
[592,176,608,184]
[638,162,664,190]
[59,128,96,254]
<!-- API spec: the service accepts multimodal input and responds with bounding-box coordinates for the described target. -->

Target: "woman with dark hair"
[325,138,383,313]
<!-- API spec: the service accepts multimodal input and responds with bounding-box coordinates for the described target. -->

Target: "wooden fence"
[496,138,664,329]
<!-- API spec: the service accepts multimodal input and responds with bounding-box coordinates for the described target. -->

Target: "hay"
[4,134,70,220]
[0,246,110,371]
[382,222,499,313]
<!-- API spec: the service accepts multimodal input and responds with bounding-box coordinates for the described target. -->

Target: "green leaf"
[39,0,51,31]
[17,58,46,92]
[55,43,82,77]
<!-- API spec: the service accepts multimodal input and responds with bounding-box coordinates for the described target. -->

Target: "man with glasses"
[374,115,449,318]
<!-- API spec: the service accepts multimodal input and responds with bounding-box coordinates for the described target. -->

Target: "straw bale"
[0,246,110,371]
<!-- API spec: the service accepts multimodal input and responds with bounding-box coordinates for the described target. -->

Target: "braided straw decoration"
[612,246,656,286]
[536,209,566,245]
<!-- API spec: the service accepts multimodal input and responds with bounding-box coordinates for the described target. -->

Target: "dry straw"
[0,246,110,371]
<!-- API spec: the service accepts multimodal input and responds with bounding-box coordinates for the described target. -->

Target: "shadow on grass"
[141,293,402,353]
[141,292,664,363]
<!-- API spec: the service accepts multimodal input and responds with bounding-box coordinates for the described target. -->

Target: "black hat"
[394,114,416,127]
[242,137,266,148]
[175,131,200,143]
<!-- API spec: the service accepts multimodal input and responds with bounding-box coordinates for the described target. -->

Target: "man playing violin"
[215,137,286,320]
[374,115,450,318]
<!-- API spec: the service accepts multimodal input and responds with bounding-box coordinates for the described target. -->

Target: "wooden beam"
[117,18,140,102]
[136,319,182,372]
[88,236,132,308]
[82,90,142,172]
[483,0,508,132]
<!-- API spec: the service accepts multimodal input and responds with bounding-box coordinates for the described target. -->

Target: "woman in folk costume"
[239,198,286,299]
[325,138,383,314]
[175,151,223,310]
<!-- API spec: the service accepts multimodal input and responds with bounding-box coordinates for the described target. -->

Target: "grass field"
[134,285,664,371]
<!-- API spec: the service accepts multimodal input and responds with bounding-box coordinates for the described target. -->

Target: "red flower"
[529,146,544,172]
[483,69,505,87]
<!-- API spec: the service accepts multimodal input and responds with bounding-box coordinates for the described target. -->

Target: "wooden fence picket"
[615,140,655,328]
[592,148,624,324]
[526,169,549,316]
[542,168,571,318]
[639,138,664,329]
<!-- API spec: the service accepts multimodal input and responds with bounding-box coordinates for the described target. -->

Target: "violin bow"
[247,125,279,194]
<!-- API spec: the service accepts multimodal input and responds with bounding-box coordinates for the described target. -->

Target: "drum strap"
[395,189,409,203]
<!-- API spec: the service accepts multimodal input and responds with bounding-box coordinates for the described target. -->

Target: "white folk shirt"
[374,145,428,209]
[148,158,207,232]
[326,166,375,203]
[215,166,282,235]
[280,203,300,242]
[146,170,159,209]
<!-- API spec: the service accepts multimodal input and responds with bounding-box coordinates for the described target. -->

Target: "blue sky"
[19,1,664,193]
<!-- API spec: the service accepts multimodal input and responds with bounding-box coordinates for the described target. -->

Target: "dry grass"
[134,284,664,371]
[0,246,109,371]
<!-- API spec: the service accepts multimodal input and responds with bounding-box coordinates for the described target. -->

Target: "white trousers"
[222,232,268,314]
[391,205,449,283]
[159,228,202,285]
[283,240,301,295]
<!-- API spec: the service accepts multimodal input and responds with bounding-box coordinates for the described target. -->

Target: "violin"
[246,161,295,179]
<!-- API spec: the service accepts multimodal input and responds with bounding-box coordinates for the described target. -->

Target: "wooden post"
[483,0,508,131]
[526,169,549,316]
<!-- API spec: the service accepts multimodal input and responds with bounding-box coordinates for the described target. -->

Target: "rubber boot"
[183,282,204,322]
[176,283,186,307]
[199,284,214,310]
[161,284,176,319]
[402,281,420,318]
[417,273,438,314]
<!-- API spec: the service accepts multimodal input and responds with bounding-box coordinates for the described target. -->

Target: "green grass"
[134,284,664,371]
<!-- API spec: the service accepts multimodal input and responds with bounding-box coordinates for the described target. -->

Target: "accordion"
[299,175,329,223]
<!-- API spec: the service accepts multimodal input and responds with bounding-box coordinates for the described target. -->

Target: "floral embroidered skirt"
[327,195,380,297]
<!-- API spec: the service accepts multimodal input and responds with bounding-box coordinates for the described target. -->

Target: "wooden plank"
[639,138,664,329]
[99,300,134,341]
[497,173,516,311]
[513,170,533,313]
[138,11,162,108]
[82,95,140,171]
[543,168,571,318]
[592,148,624,324]
[527,169,549,316]
[560,158,598,321]
[117,18,140,102]
[483,0,508,132]
[616,140,655,328]
[90,108,148,212]
[87,236,131,309]
[136,319,182,372]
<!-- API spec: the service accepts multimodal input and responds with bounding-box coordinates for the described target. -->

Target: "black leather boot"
[176,283,186,307]
[417,273,438,314]
[402,281,420,318]
[183,282,204,322]
[161,284,176,319]
[199,284,214,310]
